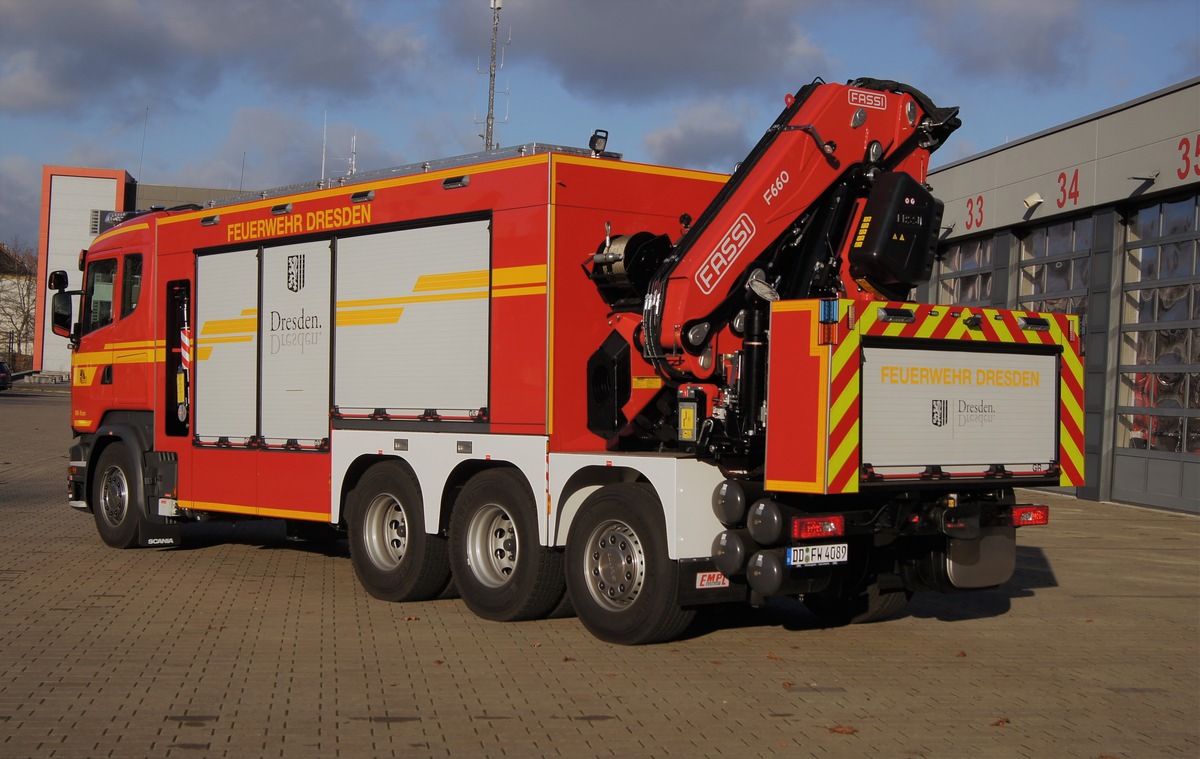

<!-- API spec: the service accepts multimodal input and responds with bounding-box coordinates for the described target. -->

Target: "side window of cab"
[82,253,142,335]
[82,258,118,334]
[122,254,143,315]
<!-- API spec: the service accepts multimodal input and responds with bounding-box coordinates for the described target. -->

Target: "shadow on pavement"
[171,518,349,558]
[906,544,1057,622]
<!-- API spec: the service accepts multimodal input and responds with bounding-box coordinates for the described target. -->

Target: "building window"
[1116,196,1199,454]
[935,237,992,306]
[1017,216,1092,331]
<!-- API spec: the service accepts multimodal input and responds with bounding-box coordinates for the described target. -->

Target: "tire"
[804,581,913,626]
[92,442,142,549]
[565,483,695,645]
[449,469,565,622]
[346,462,451,602]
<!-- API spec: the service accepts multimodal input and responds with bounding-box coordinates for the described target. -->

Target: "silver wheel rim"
[363,493,408,570]
[584,518,645,611]
[465,504,517,588]
[99,464,129,528]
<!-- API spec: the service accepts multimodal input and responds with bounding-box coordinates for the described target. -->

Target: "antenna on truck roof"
[475,0,510,151]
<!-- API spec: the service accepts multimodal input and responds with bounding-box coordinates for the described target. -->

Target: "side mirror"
[48,270,69,291]
[51,291,74,338]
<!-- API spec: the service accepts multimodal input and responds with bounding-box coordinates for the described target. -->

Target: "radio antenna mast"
[478,0,509,151]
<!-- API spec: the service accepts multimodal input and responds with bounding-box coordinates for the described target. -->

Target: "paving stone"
[0,393,1196,758]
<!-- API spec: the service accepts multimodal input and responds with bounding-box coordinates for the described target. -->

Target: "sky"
[1,0,1198,249]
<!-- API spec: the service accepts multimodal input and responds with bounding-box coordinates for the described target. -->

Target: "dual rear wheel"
[347,464,691,644]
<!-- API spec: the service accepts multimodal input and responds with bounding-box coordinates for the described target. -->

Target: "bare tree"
[0,236,37,371]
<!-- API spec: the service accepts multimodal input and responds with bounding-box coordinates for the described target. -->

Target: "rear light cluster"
[1011,505,1049,526]
[792,514,844,540]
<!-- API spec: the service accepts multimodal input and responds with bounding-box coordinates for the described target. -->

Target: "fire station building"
[923,77,1200,513]
[39,78,1200,513]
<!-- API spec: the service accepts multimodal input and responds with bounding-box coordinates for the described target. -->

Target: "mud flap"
[945,526,1016,588]
[138,520,181,548]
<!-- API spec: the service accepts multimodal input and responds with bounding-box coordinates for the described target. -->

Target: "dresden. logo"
[287,254,306,293]
[931,398,949,427]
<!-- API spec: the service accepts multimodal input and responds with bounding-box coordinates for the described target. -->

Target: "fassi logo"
[695,214,756,294]
[848,89,887,110]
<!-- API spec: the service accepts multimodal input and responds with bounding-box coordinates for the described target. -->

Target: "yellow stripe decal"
[201,317,257,335]
[336,307,405,326]
[90,222,150,247]
[493,264,547,287]
[493,285,546,298]
[337,291,486,308]
[197,335,254,345]
[158,154,554,225]
[176,500,329,521]
[177,500,257,517]
[413,270,489,291]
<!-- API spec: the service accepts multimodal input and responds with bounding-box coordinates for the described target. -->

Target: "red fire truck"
[48,78,1083,644]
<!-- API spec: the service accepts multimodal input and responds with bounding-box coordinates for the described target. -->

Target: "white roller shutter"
[335,221,490,415]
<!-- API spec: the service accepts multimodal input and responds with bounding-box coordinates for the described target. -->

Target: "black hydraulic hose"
[739,307,768,437]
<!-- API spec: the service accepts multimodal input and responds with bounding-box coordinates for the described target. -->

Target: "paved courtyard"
[1,390,1197,758]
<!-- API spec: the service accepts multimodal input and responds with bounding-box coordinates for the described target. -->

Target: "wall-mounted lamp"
[1023,192,1044,209]
[1129,171,1160,183]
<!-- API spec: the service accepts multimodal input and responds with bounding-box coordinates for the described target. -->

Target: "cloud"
[643,99,756,171]
[915,0,1088,88]
[436,0,831,103]
[155,107,407,193]
[0,0,428,116]
[0,155,41,246]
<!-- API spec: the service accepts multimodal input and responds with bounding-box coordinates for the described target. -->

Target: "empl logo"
[695,571,730,589]
[931,399,949,427]
[287,254,306,293]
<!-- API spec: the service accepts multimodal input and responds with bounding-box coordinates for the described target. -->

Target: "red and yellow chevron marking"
[1053,313,1085,485]
[826,302,861,493]
[852,301,1084,486]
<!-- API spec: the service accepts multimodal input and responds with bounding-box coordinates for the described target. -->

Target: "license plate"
[787,543,849,567]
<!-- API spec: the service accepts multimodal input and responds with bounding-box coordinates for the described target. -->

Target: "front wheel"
[346,462,450,602]
[92,442,143,549]
[565,483,694,645]
[449,469,564,622]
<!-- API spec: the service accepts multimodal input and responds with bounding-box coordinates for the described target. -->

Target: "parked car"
[0,361,12,391]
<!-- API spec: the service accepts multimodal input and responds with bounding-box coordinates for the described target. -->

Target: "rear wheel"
[347,462,450,602]
[450,469,565,621]
[92,443,142,549]
[565,483,694,645]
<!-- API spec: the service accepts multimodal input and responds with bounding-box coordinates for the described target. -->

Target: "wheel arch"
[552,464,652,550]
[441,459,535,538]
[335,454,418,527]
[335,454,539,540]
[86,411,155,514]
[549,455,726,561]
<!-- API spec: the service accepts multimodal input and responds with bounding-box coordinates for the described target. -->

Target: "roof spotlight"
[589,129,609,153]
